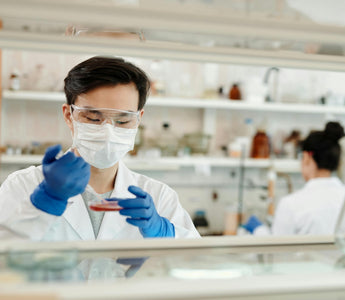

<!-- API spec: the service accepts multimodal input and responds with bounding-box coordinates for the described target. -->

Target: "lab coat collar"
[63,194,95,240]
[62,147,95,240]
[98,160,138,239]
[63,160,137,240]
[304,176,343,190]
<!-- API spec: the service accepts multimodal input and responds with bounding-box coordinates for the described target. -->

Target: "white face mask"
[72,120,138,169]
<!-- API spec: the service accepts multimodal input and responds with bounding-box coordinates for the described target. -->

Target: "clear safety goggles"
[71,104,140,129]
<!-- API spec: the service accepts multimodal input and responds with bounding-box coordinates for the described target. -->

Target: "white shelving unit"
[0,154,301,173]
[4,90,345,114]
[1,89,339,173]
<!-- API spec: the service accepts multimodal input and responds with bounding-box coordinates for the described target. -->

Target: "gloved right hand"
[242,215,263,234]
[30,144,90,216]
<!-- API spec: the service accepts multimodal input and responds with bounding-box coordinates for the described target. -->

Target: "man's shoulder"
[121,162,176,195]
[131,168,171,189]
[5,165,43,185]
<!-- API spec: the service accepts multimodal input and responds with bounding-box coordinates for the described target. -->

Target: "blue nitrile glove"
[30,144,90,216]
[116,257,148,278]
[242,215,263,234]
[115,186,175,238]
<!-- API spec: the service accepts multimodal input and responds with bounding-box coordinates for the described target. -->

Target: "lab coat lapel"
[98,161,137,239]
[63,195,95,240]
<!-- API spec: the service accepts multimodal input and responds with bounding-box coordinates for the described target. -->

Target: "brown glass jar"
[229,84,242,100]
[251,130,270,158]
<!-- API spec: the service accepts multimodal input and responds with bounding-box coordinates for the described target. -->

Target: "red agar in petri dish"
[89,202,122,212]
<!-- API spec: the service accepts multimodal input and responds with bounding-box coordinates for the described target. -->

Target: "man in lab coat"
[0,56,200,241]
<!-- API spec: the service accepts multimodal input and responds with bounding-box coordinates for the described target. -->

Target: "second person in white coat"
[243,122,345,235]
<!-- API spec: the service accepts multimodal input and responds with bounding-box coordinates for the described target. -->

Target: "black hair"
[64,56,150,110]
[302,121,344,171]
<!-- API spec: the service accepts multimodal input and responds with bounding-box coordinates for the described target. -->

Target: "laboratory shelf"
[0,154,43,165]
[3,90,345,115]
[3,90,65,102]
[148,97,345,115]
[0,154,301,172]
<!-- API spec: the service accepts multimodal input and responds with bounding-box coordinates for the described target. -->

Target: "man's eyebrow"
[79,105,138,114]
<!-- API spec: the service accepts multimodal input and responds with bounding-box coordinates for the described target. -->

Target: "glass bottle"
[251,129,270,159]
[129,125,145,156]
[229,83,242,100]
[149,60,165,96]
[158,123,178,157]
[9,70,20,91]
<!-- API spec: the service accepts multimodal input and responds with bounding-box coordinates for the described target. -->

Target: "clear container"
[223,204,241,235]
[181,133,211,155]
[158,123,178,156]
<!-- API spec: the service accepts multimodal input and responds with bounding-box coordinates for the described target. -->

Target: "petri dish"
[89,199,122,212]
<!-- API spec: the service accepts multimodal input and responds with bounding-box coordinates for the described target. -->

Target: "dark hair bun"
[324,121,344,142]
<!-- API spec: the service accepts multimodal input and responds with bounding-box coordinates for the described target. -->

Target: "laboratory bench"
[0,235,345,300]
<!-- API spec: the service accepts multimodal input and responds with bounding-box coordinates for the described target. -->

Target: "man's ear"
[62,104,73,132]
[139,109,144,122]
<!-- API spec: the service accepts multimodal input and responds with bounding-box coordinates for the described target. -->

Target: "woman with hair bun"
[243,121,345,235]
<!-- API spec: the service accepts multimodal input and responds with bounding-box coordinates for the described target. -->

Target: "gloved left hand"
[114,186,175,238]
[116,257,148,278]
[242,215,263,234]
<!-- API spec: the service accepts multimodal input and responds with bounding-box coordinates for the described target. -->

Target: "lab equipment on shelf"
[263,67,280,103]
[228,83,242,100]
[158,122,178,156]
[223,203,241,235]
[129,125,145,156]
[251,128,270,159]
[9,70,20,91]
[180,133,211,155]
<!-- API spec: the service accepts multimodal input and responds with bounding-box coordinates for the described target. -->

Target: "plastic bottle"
[223,203,239,235]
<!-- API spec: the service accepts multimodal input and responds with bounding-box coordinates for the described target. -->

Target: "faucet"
[263,67,280,102]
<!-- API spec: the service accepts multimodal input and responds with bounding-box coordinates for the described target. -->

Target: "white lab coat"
[254,177,345,236]
[0,161,200,240]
